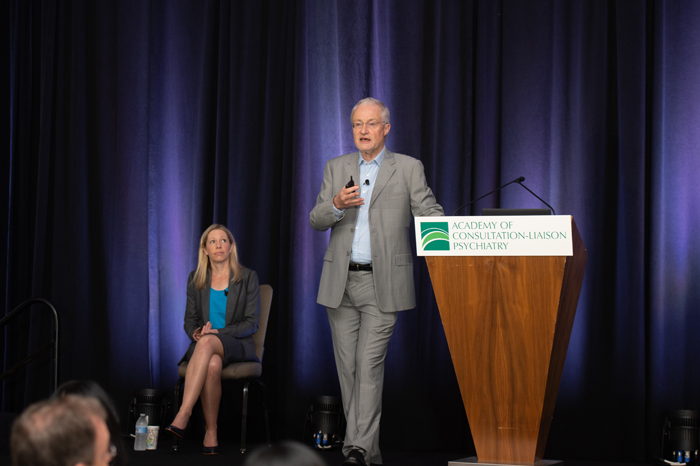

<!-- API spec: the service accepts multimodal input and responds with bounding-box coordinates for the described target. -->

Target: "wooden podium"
[418,216,587,465]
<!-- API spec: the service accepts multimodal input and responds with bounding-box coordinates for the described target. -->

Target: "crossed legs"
[171,335,224,447]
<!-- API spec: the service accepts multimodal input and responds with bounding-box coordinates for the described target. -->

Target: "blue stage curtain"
[6,0,699,461]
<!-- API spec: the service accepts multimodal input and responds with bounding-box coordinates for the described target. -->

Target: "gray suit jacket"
[310,150,444,312]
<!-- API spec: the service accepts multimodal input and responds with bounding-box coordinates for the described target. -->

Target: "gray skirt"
[178,333,257,366]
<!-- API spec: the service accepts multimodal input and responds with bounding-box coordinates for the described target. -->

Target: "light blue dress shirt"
[333,147,386,264]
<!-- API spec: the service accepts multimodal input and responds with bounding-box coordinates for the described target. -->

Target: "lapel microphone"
[364,179,370,185]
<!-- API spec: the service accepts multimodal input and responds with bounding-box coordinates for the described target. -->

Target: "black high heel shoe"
[202,444,219,455]
[164,424,186,440]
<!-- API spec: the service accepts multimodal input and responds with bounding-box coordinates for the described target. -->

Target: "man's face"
[88,417,114,466]
[352,103,391,160]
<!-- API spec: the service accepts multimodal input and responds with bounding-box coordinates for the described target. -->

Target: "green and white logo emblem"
[420,222,450,251]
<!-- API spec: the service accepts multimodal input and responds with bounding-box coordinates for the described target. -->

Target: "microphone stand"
[516,180,556,215]
[452,176,556,216]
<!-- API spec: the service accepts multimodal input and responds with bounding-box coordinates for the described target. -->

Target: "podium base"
[449,457,562,466]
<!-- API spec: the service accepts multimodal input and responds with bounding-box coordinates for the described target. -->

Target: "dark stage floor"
[123,439,462,466]
[0,437,463,466]
[0,449,657,466]
[0,432,656,466]
[121,444,656,466]
[0,434,657,466]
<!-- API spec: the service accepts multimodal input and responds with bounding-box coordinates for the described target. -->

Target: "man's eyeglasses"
[352,121,383,130]
[105,443,117,464]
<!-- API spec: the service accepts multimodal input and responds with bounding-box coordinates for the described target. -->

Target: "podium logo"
[420,222,450,251]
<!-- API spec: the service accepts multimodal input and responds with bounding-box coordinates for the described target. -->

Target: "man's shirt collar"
[358,146,386,167]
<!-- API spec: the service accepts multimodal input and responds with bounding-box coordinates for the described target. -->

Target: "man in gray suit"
[310,98,444,466]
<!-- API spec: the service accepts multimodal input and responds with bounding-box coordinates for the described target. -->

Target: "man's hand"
[333,185,365,210]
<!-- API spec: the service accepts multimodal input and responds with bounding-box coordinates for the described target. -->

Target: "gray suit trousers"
[327,270,397,465]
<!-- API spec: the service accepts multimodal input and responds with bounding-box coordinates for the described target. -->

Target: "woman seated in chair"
[165,224,260,455]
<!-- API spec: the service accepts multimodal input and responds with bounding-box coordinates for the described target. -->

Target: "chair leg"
[255,379,272,446]
[173,378,184,451]
[240,381,250,453]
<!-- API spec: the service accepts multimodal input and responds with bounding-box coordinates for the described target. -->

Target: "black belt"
[349,263,372,271]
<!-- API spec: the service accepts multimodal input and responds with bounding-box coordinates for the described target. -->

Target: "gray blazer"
[179,267,260,363]
[310,150,444,312]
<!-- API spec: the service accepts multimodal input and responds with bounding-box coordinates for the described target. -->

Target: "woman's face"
[204,229,232,265]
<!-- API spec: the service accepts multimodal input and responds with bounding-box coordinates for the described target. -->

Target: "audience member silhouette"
[11,394,114,466]
[52,380,128,466]
[243,440,326,466]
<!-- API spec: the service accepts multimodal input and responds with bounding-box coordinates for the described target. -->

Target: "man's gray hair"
[11,395,107,466]
[351,97,390,124]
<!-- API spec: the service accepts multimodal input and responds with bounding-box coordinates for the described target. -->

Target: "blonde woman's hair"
[192,224,243,289]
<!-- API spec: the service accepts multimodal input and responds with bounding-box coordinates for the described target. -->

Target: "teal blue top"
[209,287,228,329]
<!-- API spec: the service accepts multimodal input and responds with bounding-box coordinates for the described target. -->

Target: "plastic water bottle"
[134,414,148,451]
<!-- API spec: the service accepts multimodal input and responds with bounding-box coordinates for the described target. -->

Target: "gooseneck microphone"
[452,176,556,216]
[452,177,524,216]
[516,179,556,215]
